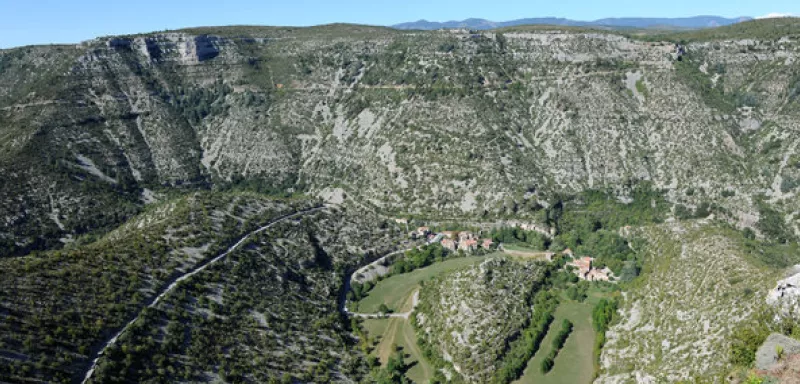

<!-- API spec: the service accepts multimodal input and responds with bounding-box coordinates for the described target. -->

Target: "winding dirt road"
[81,206,325,383]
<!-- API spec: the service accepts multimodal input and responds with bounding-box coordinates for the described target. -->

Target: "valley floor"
[353,255,490,313]
[355,250,615,384]
[515,289,607,384]
[354,254,495,383]
[364,317,434,383]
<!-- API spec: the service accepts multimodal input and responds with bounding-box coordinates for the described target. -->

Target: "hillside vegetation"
[3,17,800,384]
[0,193,408,383]
[2,19,800,257]
[87,206,404,383]
[597,222,780,382]
[414,257,548,382]
[0,192,316,382]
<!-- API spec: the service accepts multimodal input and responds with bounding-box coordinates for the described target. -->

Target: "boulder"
[755,333,800,370]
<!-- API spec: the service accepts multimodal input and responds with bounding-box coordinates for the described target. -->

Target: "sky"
[1,0,798,49]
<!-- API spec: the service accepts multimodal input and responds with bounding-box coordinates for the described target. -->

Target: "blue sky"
[1,0,798,48]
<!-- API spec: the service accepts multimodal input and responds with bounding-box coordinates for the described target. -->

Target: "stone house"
[411,226,430,238]
[459,238,478,252]
[567,256,593,278]
[586,268,611,281]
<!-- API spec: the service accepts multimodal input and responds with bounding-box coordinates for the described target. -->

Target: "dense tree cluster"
[541,319,574,373]
[491,289,559,383]
[393,244,447,274]
[566,281,590,302]
[548,185,668,278]
[367,349,411,384]
[592,298,619,370]
[490,227,550,250]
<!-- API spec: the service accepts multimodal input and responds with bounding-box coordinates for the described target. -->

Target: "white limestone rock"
[767,267,800,318]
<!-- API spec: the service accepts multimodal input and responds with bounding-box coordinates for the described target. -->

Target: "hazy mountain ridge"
[392,15,753,30]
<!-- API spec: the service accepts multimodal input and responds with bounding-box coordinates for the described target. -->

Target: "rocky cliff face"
[2,21,800,256]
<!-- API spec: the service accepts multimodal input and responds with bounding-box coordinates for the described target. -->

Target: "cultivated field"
[516,288,610,384]
[355,254,491,313]
[502,244,552,260]
[356,253,503,383]
[363,317,433,383]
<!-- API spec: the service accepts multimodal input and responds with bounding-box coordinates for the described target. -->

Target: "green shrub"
[592,298,618,373]
[551,319,574,351]
[730,325,770,366]
[540,355,554,373]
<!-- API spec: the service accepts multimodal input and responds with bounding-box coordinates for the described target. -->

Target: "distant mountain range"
[391,16,753,30]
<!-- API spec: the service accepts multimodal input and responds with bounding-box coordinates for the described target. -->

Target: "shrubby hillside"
[0,193,369,382]
[597,222,780,382]
[3,17,800,384]
[2,19,800,257]
[414,257,548,382]
[87,206,405,383]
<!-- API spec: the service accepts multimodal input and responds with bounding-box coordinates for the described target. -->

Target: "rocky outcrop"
[415,258,547,382]
[767,268,800,317]
[756,333,800,370]
[145,38,162,60]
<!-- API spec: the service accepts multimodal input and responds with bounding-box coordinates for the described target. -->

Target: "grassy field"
[515,288,610,384]
[502,244,551,260]
[356,254,498,382]
[355,254,491,313]
[502,244,545,252]
[363,317,434,383]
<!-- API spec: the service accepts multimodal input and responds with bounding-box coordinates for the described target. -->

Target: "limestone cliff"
[2,21,800,256]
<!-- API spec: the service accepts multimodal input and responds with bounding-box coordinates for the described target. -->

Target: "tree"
[526,232,547,250]
[540,356,554,373]
[378,303,391,314]
[393,259,409,274]
[549,238,566,252]
[367,355,379,368]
